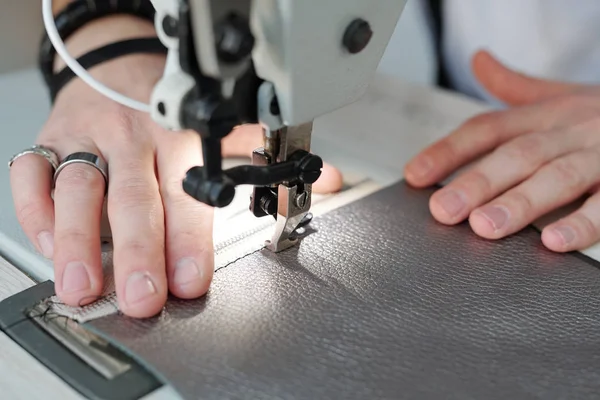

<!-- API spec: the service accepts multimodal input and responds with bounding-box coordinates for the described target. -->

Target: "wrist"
[53,14,158,71]
[53,15,166,106]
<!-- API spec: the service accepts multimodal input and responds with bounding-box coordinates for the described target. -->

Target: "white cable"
[41,0,151,112]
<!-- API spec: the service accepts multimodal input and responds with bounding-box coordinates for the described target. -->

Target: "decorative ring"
[53,152,109,186]
[8,145,59,171]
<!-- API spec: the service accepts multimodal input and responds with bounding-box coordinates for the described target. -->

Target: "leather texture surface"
[90,182,600,400]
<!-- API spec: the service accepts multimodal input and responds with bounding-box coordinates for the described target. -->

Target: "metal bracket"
[0,282,162,400]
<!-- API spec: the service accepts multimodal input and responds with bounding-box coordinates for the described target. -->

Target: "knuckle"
[460,169,493,197]
[574,213,599,240]
[108,108,159,147]
[54,230,93,247]
[500,134,545,165]
[589,116,600,130]
[464,111,503,139]
[89,106,153,148]
[167,231,212,265]
[170,231,197,244]
[431,139,458,166]
[117,240,150,254]
[463,111,496,130]
[548,158,584,188]
[169,231,211,251]
[16,200,48,229]
[161,178,187,205]
[109,177,158,208]
[550,94,589,111]
[580,120,600,147]
[551,96,579,110]
[56,164,105,191]
[116,239,165,258]
[111,106,135,131]
[111,115,138,145]
[507,191,534,215]
[160,179,214,220]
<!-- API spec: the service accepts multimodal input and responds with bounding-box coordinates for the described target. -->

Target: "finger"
[53,145,106,306]
[222,124,263,158]
[405,106,545,187]
[403,94,588,189]
[472,50,583,106]
[589,183,600,194]
[223,124,344,193]
[429,128,587,225]
[156,132,214,299]
[469,148,600,240]
[541,190,600,252]
[108,144,167,318]
[313,165,343,193]
[9,152,55,258]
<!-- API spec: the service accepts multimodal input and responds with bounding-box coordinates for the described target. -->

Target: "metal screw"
[157,102,166,116]
[162,15,178,37]
[215,13,255,64]
[260,194,277,215]
[343,18,373,54]
[269,97,280,115]
[295,192,308,208]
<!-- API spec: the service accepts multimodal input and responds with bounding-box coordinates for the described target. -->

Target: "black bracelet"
[49,37,167,102]
[39,0,156,90]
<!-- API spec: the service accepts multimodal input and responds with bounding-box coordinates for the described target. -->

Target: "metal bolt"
[343,18,373,54]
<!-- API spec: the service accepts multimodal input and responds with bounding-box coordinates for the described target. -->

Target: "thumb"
[472,50,582,106]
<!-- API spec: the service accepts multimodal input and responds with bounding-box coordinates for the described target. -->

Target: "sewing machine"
[98,0,407,251]
[0,2,411,398]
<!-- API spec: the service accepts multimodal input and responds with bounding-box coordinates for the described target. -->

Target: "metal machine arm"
[149,0,408,251]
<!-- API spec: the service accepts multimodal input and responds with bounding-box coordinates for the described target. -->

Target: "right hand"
[9,33,342,318]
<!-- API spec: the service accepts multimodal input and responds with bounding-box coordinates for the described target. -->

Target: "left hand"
[404,50,600,252]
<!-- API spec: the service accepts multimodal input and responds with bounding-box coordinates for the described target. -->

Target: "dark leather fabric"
[90,182,600,400]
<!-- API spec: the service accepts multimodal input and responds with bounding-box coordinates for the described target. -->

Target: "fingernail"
[437,189,466,217]
[478,205,510,231]
[125,271,157,306]
[409,155,433,177]
[37,231,54,258]
[553,225,576,246]
[174,258,203,287]
[62,262,90,293]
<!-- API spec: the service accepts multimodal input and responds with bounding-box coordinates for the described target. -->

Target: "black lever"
[183,150,323,208]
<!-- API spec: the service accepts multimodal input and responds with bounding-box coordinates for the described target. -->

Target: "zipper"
[212,179,382,270]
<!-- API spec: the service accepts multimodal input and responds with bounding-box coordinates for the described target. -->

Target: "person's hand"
[8,17,342,319]
[405,50,600,252]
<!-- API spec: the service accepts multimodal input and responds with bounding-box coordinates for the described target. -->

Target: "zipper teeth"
[213,180,377,256]
[214,221,274,253]
[213,195,333,254]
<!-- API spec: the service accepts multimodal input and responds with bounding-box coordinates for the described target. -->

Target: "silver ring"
[8,145,59,171]
[54,152,108,186]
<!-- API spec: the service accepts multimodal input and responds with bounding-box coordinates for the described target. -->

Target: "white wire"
[42,0,151,112]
